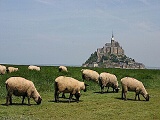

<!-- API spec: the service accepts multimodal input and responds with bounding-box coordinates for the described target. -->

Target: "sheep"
[99,72,119,93]
[0,65,6,75]
[121,77,149,101]
[59,66,68,72]
[54,76,88,103]
[5,77,42,106]
[28,65,40,71]
[81,69,99,83]
[7,67,18,73]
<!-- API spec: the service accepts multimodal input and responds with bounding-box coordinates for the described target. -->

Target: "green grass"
[0,65,160,120]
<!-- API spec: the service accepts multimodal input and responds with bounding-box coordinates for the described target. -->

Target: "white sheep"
[59,66,68,72]
[81,69,99,83]
[7,67,18,73]
[0,65,6,75]
[28,65,40,71]
[99,72,119,93]
[54,76,88,103]
[5,77,42,106]
[121,77,149,101]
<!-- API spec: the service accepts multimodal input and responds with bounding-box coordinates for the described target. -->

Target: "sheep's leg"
[6,92,13,105]
[138,94,140,100]
[6,93,11,106]
[55,92,60,102]
[124,91,127,100]
[57,92,60,102]
[9,95,12,105]
[54,91,57,102]
[135,91,140,101]
[135,93,137,100]
[27,97,31,106]
[22,96,25,104]
[121,89,124,100]
[54,82,60,102]
[6,96,9,106]
[101,86,104,94]
[62,93,66,98]
[107,87,109,93]
[75,92,80,103]
[69,94,73,103]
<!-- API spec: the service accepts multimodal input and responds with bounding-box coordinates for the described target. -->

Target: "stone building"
[82,32,145,69]
[97,33,124,62]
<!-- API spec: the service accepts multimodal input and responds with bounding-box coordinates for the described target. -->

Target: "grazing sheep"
[7,67,18,73]
[59,66,68,72]
[0,65,6,75]
[5,77,42,106]
[99,72,119,93]
[121,77,149,101]
[81,69,99,83]
[54,76,88,103]
[28,65,40,71]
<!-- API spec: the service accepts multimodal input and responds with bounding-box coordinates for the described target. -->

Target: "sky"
[0,0,160,67]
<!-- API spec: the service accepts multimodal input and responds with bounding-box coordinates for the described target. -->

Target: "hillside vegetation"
[0,65,160,119]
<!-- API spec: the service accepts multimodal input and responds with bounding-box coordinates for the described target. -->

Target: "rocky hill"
[82,34,145,69]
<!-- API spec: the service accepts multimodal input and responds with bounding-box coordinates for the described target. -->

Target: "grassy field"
[0,65,160,120]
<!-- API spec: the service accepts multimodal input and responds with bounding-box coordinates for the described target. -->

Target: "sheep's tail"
[54,81,59,102]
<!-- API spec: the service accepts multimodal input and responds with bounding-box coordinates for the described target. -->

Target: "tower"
[111,31,115,46]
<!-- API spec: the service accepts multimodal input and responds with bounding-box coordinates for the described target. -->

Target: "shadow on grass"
[1,103,38,106]
[115,97,146,101]
[48,98,83,103]
[93,91,117,94]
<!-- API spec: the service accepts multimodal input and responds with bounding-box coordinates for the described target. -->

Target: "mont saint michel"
[82,33,145,69]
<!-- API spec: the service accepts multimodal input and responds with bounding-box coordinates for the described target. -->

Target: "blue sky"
[0,0,160,67]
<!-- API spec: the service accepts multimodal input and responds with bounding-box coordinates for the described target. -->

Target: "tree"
[85,51,98,64]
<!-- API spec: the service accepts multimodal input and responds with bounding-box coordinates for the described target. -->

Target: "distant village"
[82,33,145,69]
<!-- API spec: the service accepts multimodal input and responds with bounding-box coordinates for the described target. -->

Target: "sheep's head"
[59,68,62,72]
[36,97,42,105]
[75,92,81,102]
[145,94,149,101]
[6,68,9,73]
[115,87,120,93]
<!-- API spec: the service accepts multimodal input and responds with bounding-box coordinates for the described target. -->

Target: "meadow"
[0,65,160,120]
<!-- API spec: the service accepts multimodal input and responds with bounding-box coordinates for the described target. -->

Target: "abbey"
[97,33,124,62]
[82,32,145,69]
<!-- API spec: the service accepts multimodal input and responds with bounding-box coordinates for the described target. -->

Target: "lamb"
[54,76,88,103]
[121,77,149,101]
[81,69,99,83]
[0,65,6,75]
[28,65,40,71]
[99,72,119,93]
[59,66,68,72]
[5,77,42,106]
[7,67,18,73]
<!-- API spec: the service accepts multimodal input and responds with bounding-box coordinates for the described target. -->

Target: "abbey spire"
[111,31,114,40]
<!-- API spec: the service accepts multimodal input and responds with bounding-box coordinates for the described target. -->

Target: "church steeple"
[112,31,114,38]
[111,31,114,41]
